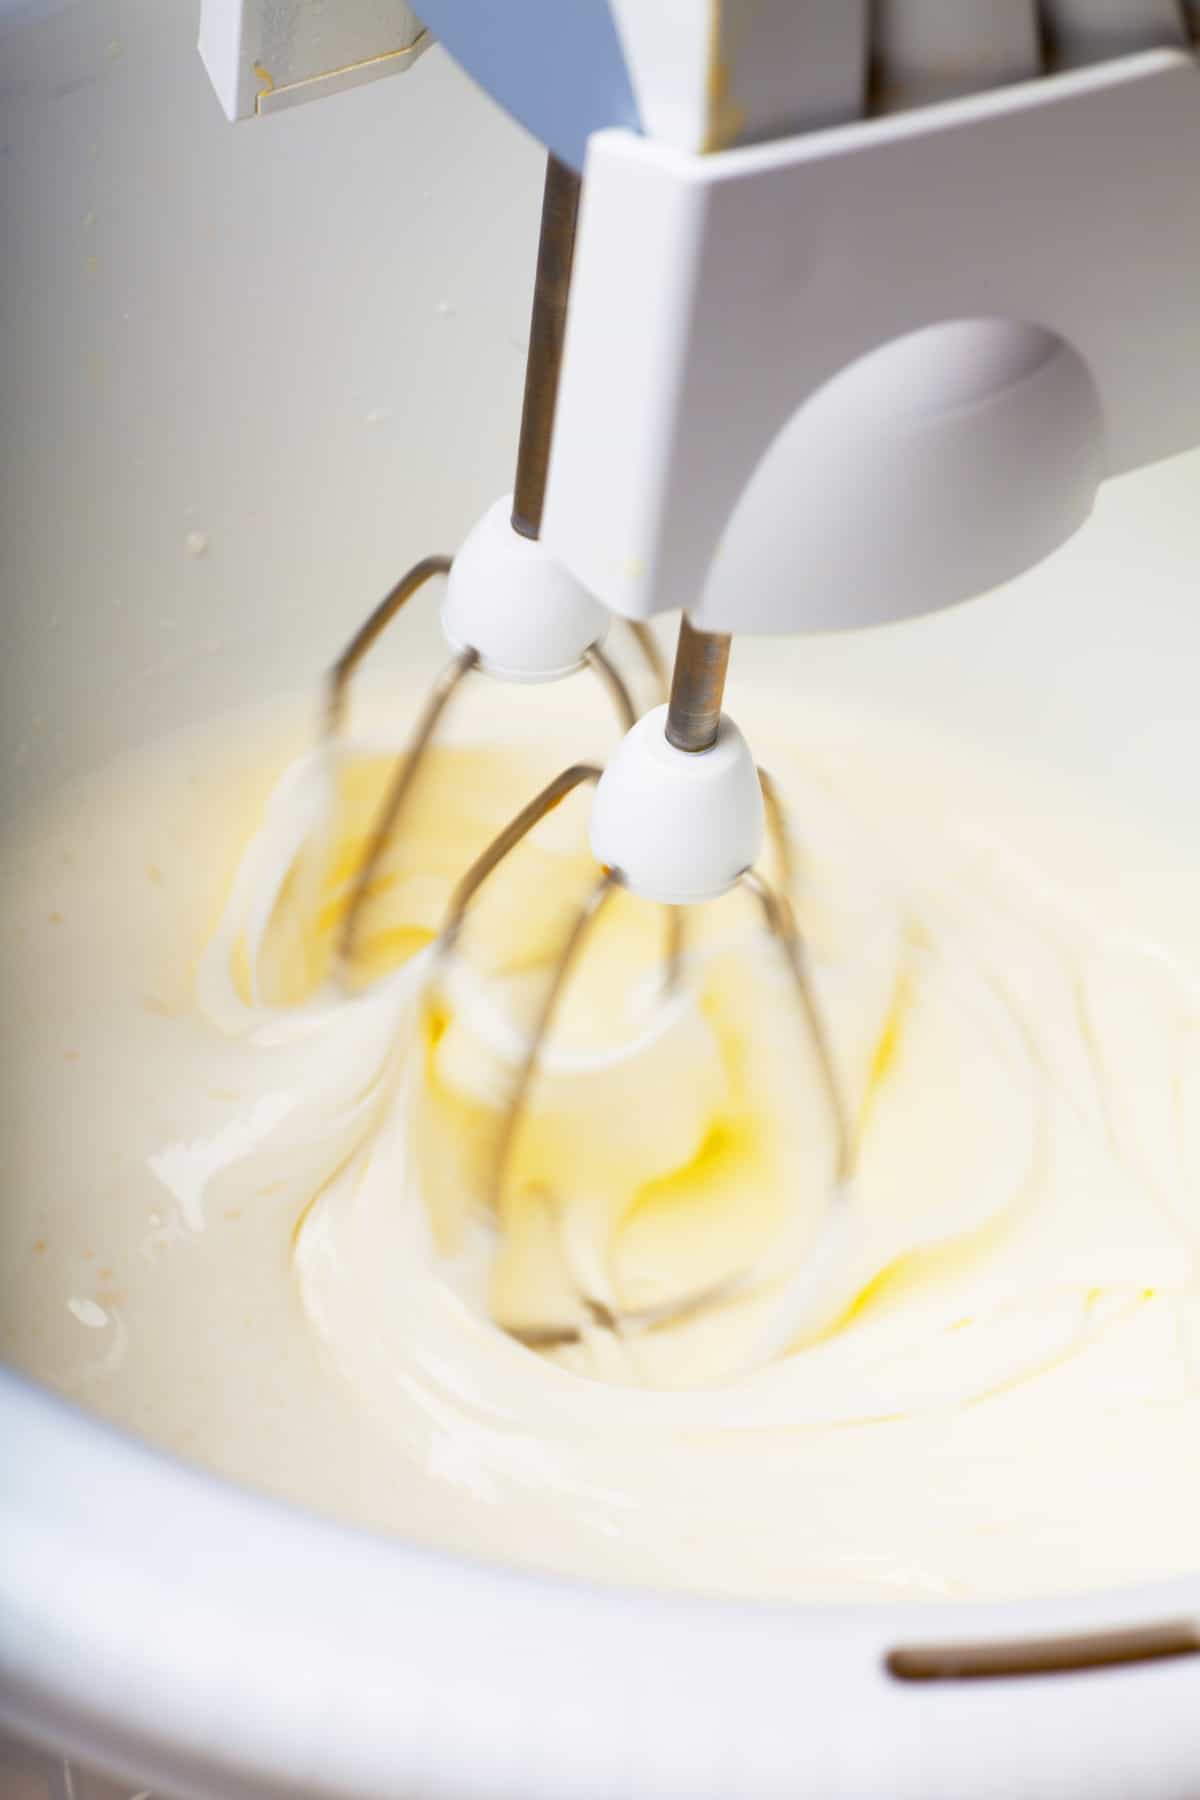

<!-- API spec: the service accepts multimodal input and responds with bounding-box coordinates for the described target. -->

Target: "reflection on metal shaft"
[511,155,582,540]
[665,616,732,753]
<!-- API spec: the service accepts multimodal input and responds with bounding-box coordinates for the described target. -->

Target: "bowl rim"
[2,1365,1199,1800]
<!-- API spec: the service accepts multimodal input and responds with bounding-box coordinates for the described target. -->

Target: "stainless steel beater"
[425,618,853,1231]
[321,154,668,976]
[318,156,852,1320]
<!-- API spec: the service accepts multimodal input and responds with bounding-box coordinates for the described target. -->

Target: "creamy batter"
[2,676,1200,1603]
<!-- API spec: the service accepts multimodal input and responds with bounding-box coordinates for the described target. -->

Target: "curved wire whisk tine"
[425,759,684,1217]
[739,867,853,1184]
[661,907,685,996]
[427,762,609,1214]
[757,766,795,904]
[336,647,478,979]
[436,762,603,956]
[627,620,670,702]
[485,868,619,1213]
[324,559,675,997]
[585,643,638,734]
[324,554,452,739]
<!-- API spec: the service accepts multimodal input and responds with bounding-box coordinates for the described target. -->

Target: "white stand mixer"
[198,0,1200,1241]
[200,0,1200,907]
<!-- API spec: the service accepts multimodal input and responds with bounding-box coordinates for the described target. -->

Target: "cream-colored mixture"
[3,678,1200,1603]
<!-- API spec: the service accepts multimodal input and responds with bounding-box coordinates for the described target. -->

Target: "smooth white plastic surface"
[4,1372,1200,1800]
[198,0,428,121]
[871,0,1042,108]
[440,497,609,682]
[543,48,1200,632]
[1042,0,1188,66]
[608,0,867,150]
[589,706,765,904]
[708,320,1105,632]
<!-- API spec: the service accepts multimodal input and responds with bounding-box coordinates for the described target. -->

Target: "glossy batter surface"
[3,679,1199,1603]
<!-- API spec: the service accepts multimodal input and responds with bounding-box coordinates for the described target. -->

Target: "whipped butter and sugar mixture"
[3,678,1200,1603]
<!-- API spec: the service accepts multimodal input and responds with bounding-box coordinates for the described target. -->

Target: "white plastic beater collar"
[589,704,765,905]
[440,496,608,683]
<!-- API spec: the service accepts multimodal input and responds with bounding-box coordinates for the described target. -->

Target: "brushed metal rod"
[511,155,582,540]
[665,615,732,753]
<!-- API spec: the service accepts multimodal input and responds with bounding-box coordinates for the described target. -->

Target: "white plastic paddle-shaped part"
[589,705,765,905]
[543,49,1200,632]
[441,497,608,683]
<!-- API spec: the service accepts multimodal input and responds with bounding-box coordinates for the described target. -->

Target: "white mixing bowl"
[2,2,1199,1793]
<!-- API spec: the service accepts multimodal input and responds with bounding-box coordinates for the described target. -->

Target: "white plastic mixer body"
[199,0,1200,911]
